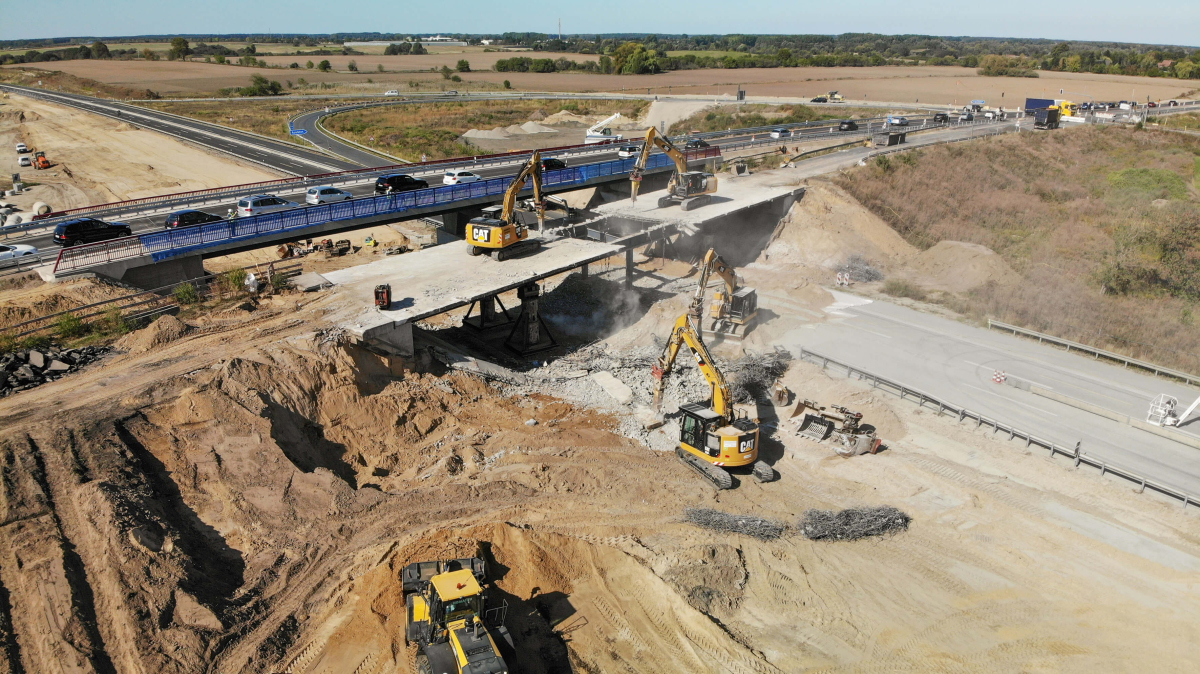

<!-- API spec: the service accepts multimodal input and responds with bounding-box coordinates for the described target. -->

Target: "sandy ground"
[0,152,1197,673]
[13,61,1194,106]
[0,95,277,215]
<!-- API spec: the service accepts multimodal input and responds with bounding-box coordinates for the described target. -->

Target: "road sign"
[290,128,307,135]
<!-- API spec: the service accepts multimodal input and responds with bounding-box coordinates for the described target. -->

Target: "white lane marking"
[963,383,1059,417]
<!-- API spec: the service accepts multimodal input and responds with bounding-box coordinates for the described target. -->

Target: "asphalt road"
[778,291,1200,497]
[0,85,359,175]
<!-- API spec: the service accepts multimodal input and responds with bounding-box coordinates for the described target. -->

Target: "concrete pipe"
[4,213,23,228]
[32,201,51,216]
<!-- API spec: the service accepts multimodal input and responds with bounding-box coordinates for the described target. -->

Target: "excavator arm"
[500,150,546,229]
[651,313,734,420]
[630,127,688,203]
[691,249,737,313]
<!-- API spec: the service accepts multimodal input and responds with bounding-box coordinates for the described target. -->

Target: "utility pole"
[558,19,562,41]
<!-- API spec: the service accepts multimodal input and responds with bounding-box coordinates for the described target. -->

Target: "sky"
[4,0,1198,47]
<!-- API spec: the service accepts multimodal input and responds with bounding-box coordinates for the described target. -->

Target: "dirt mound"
[542,110,593,126]
[520,121,557,134]
[758,181,917,273]
[462,127,511,140]
[116,314,190,353]
[0,110,27,123]
[906,240,1020,293]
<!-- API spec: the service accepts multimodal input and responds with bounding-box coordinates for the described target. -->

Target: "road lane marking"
[963,383,1059,417]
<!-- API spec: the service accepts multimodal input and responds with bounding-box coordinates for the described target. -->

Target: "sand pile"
[520,121,557,133]
[542,110,594,126]
[116,314,191,353]
[758,181,917,273]
[462,127,511,140]
[906,240,1021,293]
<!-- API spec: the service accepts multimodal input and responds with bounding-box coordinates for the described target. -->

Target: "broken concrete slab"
[291,271,332,292]
[46,360,71,372]
[591,371,634,405]
[27,350,44,368]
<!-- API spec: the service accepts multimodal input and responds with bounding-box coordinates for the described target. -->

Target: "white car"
[887,116,909,126]
[617,145,642,159]
[18,156,31,167]
[443,169,482,185]
[236,194,301,217]
[384,90,399,96]
[769,128,792,139]
[305,185,353,205]
[15,143,28,153]
[0,243,37,260]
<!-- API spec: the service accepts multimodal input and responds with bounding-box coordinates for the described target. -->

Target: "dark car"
[838,120,858,131]
[374,174,429,195]
[810,96,829,103]
[684,139,710,150]
[541,157,568,171]
[165,209,224,229]
[933,113,949,123]
[52,218,133,247]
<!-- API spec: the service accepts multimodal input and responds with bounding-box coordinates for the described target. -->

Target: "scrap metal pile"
[685,508,787,540]
[801,506,912,541]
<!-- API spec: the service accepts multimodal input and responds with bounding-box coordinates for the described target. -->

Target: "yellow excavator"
[696,248,759,340]
[467,151,546,261]
[629,127,717,211]
[651,276,775,489]
[403,557,514,674]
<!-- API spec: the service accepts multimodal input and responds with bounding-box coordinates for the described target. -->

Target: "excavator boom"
[630,127,689,204]
[500,150,545,227]
[652,313,733,420]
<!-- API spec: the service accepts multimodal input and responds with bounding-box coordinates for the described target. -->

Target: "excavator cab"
[710,286,758,338]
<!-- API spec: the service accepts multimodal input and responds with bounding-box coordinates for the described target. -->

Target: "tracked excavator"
[650,273,775,489]
[403,557,515,674]
[629,127,717,211]
[695,248,758,340]
[467,151,546,261]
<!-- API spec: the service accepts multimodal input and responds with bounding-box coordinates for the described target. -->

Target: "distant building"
[1159,59,1175,70]
[419,36,468,46]
[480,39,494,46]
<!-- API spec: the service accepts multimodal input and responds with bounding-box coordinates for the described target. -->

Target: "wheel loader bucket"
[796,414,834,442]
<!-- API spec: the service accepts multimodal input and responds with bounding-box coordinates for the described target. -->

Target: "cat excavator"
[695,248,758,340]
[650,269,775,489]
[467,151,546,261]
[629,127,717,211]
[403,557,514,674]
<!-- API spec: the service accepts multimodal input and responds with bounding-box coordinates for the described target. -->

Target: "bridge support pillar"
[363,322,414,358]
[89,254,206,291]
[625,248,634,289]
[440,207,485,239]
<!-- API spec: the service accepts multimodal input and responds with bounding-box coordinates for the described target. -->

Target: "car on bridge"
[375,174,429,195]
[887,116,909,126]
[236,195,301,218]
[164,209,225,229]
[933,113,949,123]
[443,169,482,185]
[306,185,354,204]
[959,112,974,122]
[769,128,792,139]
[617,145,642,159]
[541,157,568,171]
[0,243,37,260]
[810,96,829,103]
[384,90,400,96]
[838,120,859,131]
[684,139,710,150]
[52,218,133,247]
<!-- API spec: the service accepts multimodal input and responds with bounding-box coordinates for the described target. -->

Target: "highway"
[779,291,1200,497]
[0,85,360,175]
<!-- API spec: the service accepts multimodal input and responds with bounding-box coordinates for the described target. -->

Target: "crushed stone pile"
[462,127,512,140]
[0,345,109,396]
[836,254,884,282]
[685,508,786,540]
[800,506,912,541]
[520,121,558,133]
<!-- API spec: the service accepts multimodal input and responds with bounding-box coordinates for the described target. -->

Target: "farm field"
[5,60,1194,105]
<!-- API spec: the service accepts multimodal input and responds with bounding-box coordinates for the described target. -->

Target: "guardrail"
[797,348,1198,510]
[988,319,1200,387]
[52,147,720,274]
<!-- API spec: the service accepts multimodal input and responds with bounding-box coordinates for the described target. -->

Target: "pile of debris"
[686,507,786,540]
[0,345,110,395]
[800,506,911,541]
[726,349,792,403]
[836,254,884,283]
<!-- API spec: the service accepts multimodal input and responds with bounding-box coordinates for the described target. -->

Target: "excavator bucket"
[796,414,834,442]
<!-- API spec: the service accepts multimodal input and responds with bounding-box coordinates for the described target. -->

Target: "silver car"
[305,185,352,205]
[236,194,300,217]
[0,243,37,259]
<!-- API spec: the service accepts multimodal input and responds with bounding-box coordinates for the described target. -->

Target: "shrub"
[440,65,453,79]
[456,59,470,72]
[173,281,200,304]
[503,79,511,89]
[882,279,927,301]
[348,60,357,72]
[271,272,290,292]
[1107,168,1188,200]
[19,335,51,350]
[0,333,15,354]
[874,155,893,173]
[317,60,331,72]
[306,60,314,69]
[221,268,248,296]
[56,313,87,339]
[450,75,461,83]
[101,307,129,335]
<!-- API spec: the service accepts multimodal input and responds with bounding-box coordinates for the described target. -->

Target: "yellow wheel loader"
[629,127,717,211]
[468,151,546,261]
[403,557,515,674]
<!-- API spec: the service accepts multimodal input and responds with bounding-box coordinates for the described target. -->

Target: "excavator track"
[493,239,542,261]
[676,447,733,490]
